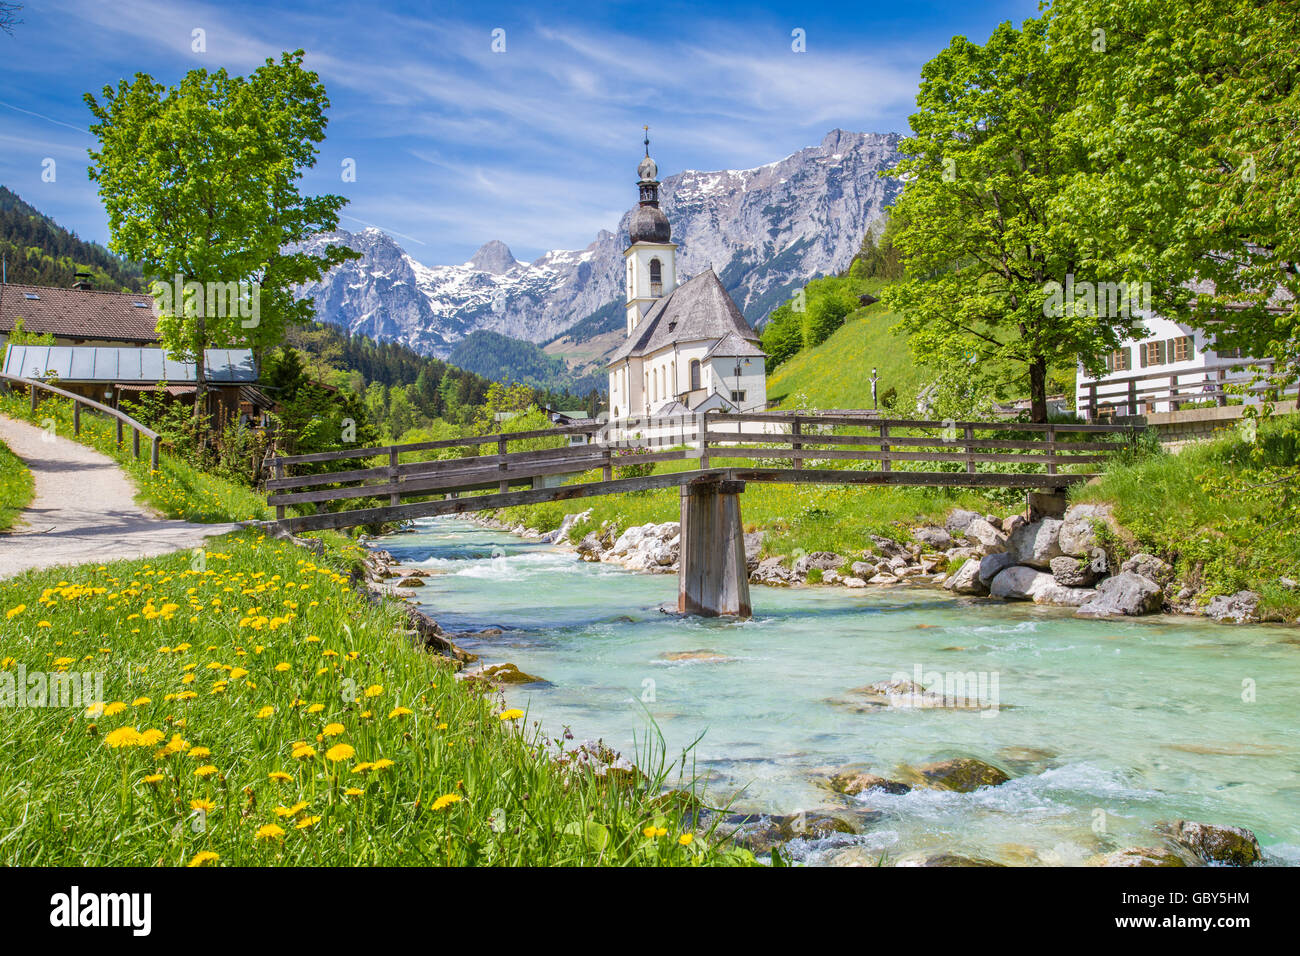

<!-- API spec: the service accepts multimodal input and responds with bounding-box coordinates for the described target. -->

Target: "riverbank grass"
[0,529,748,866]
[0,392,268,524]
[1073,414,1300,619]
[0,437,34,531]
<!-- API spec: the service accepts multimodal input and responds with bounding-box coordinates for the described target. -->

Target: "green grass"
[0,392,269,524]
[1073,414,1300,619]
[0,530,752,866]
[766,299,929,411]
[0,437,34,531]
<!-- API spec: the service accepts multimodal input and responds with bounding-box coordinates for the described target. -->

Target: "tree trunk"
[1029,355,1049,424]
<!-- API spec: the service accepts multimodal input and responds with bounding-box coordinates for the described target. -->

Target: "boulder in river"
[943,558,987,595]
[828,770,912,796]
[1205,591,1262,625]
[794,551,843,575]
[478,662,547,685]
[978,552,1016,586]
[1168,820,1263,866]
[1088,847,1193,867]
[913,526,953,550]
[1076,571,1164,617]
[910,758,1011,792]
[945,509,982,534]
[894,852,1007,867]
[989,565,1054,601]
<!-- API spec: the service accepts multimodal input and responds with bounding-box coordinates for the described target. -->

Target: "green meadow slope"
[765,298,930,411]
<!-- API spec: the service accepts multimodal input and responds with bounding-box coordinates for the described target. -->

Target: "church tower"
[624,130,677,336]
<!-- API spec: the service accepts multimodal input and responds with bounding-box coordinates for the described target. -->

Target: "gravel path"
[0,414,240,578]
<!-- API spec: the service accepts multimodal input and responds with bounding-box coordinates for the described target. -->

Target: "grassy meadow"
[0,438,34,531]
[0,530,752,866]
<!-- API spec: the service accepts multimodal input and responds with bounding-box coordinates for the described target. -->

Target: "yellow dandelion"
[430,793,462,811]
[104,727,140,748]
[142,773,165,785]
[132,697,151,707]
[268,771,293,783]
[188,746,211,759]
[255,823,285,841]
[388,707,413,719]
[193,765,218,777]
[256,706,275,719]
[363,684,383,698]
[678,833,694,846]
[186,851,219,867]
[295,815,321,830]
[498,709,525,721]
[190,798,215,812]
[101,701,127,717]
[325,743,355,763]
[274,662,290,672]
[322,722,345,737]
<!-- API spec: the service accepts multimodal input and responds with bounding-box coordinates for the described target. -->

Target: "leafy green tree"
[884,17,1143,421]
[760,302,804,368]
[84,50,357,421]
[1049,0,1300,381]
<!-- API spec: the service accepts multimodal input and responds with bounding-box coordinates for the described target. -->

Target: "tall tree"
[885,17,1145,421]
[1049,0,1300,384]
[85,50,357,422]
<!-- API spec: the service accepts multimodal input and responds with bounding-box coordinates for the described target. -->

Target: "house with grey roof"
[607,139,767,424]
[0,282,160,349]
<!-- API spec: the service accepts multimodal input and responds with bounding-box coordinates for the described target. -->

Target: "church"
[607,139,766,424]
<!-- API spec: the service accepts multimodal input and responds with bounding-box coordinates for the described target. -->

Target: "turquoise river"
[380,516,1300,866]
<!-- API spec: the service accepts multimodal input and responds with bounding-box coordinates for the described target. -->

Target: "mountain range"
[293,129,903,388]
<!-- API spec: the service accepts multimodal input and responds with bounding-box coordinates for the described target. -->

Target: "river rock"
[945,509,982,533]
[911,758,1011,792]
[1076,571,1164,617]
[751,557,796,586]
[828,770,912,796]
[660,649,731,662]
[1009,518,1064,569]
[868,573,900,585]
[894,853,1007,867]
[1057,503,1114,556]
[394,576,425,588]
[850,561,878,578]
[1168,820,1263,866]
[476,662,547,685]
[963,517,1008,555]
[869,535,910,560]
[978,552,1017,586]
[1121,552,1174,587]
[1205,591,1262,624]
[744,531,765,569]
[794,551,843,575]
[944,546,981,565]
[1050,555,1096,588]
[842,576,867,588]
[1088,847,1192,867]
[1001,514,1026,535]
[556,509,592,543]
[576,532,606,561]
[913,526,953,550]
[989,565,1055,601]
[943,558,987,595]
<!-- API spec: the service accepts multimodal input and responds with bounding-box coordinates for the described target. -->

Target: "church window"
[650,258,663,297]
[689,359,701,390]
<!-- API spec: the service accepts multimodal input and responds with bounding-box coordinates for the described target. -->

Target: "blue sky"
[0,0,1037,267]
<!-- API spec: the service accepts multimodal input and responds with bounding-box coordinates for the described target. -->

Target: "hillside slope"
[765,297,929,411]
[0,185,143,291]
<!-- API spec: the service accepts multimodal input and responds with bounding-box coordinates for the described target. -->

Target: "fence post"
[132,428,140,460]
[150,436,159,472]
[965,425,976,474]
[30,385,37,412]
[880,423,891,472]
[700,425,710,471]
[389,447,401,507]
[116,419,124,447]
[1088,383,1097,421]
[497,436,509,494]
[791,416,802,471]
[1046,424,1057,477]
[1169,374,1180,412]
[274,458,285,520]
[602,445,613,482]
[1127,379,1137,417]
[73,403,81,436]
[1216,368,1227,407]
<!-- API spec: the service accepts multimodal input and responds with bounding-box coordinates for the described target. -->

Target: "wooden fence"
[0,371,162,470]
[1079,358,1290,419]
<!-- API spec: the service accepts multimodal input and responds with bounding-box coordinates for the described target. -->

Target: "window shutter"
[1122,347,1131,371]
[1139,344,1148,368]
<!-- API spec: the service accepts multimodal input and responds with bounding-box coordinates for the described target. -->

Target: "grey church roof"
[608,269,764,366]
[703,330,765,360]
[628,205,671,244]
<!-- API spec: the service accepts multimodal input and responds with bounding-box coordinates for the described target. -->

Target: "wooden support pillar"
[791,417,802,470]
[879,423,891,472]
[116,419,124,447]
[964,425,976,474]
[73,403,81,436]
[274,458,285,520]
[132,428,140,460]
[677,477,751,619]
[150,436,160,472]
[497,437,509,493]
[389,448,400,507]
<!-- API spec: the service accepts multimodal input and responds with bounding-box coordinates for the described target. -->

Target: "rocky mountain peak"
[468,239,519,275]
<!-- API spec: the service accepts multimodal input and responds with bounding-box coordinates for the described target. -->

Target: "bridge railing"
[264,413,1144,526]
[1079,358,1288,419]
[0,370,162,470]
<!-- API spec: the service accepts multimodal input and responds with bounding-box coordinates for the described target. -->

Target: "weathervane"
[643,124,650,156]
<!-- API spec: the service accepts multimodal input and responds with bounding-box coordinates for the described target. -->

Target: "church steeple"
[623,129,677,335]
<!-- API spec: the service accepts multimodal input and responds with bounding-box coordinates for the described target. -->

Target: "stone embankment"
[486,503,1276,624]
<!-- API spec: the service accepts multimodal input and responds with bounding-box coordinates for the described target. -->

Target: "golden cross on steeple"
[643,124,650,156]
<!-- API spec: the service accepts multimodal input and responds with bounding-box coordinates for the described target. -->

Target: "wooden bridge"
[266,412,1142,618]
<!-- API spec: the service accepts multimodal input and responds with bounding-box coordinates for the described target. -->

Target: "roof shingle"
[0,282,159,343]
[608,269,762,365]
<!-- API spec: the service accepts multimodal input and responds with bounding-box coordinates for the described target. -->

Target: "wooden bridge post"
[879,423,891,472]
[73,403,81,436]
[964,425,976,474]
[274,458,285,520]
[677,476,751,619]
[791,416,802,470]
[389,448,401,507]
[497,437,509,493]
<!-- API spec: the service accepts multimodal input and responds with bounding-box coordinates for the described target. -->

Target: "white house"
[606,140,767,434]
[1075,311,1267,417]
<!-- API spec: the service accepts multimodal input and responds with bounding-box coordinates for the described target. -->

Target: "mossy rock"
[828,770,912,797]
[1087,846,1194,867]
[907,758,1011,793]
[1166,820,1263,866]
[477,662,547,685]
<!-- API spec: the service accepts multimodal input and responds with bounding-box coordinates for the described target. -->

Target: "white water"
[382,517,1300,865]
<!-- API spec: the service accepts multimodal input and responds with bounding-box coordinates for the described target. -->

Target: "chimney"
[73,271,93,290]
